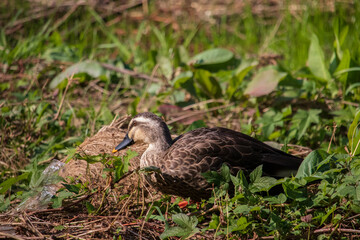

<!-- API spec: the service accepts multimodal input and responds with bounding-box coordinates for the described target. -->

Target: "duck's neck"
[140,138,172,168]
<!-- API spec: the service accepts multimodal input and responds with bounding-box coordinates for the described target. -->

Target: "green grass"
[1,0,360,239]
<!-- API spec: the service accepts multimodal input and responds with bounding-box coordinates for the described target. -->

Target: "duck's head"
[112,112,172,153]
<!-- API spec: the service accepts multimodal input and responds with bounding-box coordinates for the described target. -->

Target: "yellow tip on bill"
[112,148,118,153]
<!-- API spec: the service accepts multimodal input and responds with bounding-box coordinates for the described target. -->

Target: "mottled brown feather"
[116,113,303,201]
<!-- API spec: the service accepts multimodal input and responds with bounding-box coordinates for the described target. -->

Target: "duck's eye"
[129,121,137,131]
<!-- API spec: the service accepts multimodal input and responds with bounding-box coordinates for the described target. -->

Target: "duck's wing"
[162,127,303,178]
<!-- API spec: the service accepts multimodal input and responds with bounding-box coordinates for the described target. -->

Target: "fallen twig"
[0,231,25,240]
[314,228,360,234]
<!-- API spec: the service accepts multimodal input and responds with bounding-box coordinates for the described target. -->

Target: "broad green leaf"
[160,213,199,239]
[307,34,331,81]
[292,109,322,140]
[50,61,105,89]
[256,109,284,139]
[282,181,307,201]
[278,193,287,203]
[194,69,222,98]
[172,213,198,229]
[220,164,231,183]
[250,165,262,183]
[250,176,277,193]
[348,109,360,156]
[231,216,251,233]
[233,205,251,214]
[337,185,356,199]
[190,48,234,69]
[295,150,329,178]
[244,68,287,97]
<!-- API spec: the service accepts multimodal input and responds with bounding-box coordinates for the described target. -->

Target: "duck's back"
[163,127,302,178]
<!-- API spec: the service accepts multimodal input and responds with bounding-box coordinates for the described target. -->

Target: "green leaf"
[208,214,220,229]
[227,60,257,99]
[256,109,284,139]
[220,164,231,183]
[282,181,307,201]
[124,149,139,162]
[50,61,105,89]
[172,71,193,88]
[113,150,135,182]
[250,165,262,183]
[334,49,351,87]
[244,68,287,97]
[230,216,251,233]
[160,213,199,239]
[62,183,80,194]
[345,82,360,95]
[0,172,30,194]
[333,19,349,59]
[292,109,322,140]
[231,170,248,189]
[51,190,74,208]
[295,150,330,178]
[307,33,331,81]
[278,193,287,203]
[337,185,356,199]
[356,186,360,201]
[348,109,360,156]
[320,205,336,225]
[194,69,222,98]
[157,56,173,80]
[202,171,223,186]
[85,201,96,214]
[233,205,251,214]
[0,195,10,212]
[190,48,234,69]
[250,176,278,192]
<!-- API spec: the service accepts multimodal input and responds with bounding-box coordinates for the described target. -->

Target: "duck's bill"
[112,134,134,153]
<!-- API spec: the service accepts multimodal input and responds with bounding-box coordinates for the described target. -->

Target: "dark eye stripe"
[128,120,141,131]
